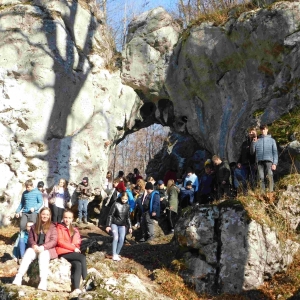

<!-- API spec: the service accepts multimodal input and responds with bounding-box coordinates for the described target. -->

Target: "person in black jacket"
[212,155,231,200]
[106,192,132,261]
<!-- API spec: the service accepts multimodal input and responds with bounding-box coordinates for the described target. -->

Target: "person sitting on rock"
[49,178,71,223]
[56,210,87,295]
[139,182,160,242]
[179,181,195,208]
[15,179,43,230]
[12,221,34,264]
[12,207,58,291]
[76,177,92,224]
[106,192,132,261]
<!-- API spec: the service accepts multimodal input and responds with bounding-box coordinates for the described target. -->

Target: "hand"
[33,245,39,253]
[106,227,111,233]
[160,198,163,201]
[15,213,20,218]
[74,248,81,253]
[170,206,173,210]
[271,164,277,171]
[129,228,132,234]
[252,137,258,142]
[222,181,226,185]
[30,208,34,213]
[152,212,156,217]
[38,246,44,253]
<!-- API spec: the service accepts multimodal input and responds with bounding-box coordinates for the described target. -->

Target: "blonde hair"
[58,178,68,190]
[63,210,75,237]
[167,179,176,193]
[136,179,145,191]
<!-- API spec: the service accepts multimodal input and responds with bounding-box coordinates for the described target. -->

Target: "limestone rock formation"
[122,2,300,162]
[0,0,142,223]
[175,204,299,294]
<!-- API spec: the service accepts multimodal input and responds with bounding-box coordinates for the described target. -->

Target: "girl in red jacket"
[56,210,87,295]
[12,207,58,291]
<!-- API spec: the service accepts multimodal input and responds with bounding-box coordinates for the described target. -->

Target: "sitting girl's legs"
[13,248,37,285]
[60,252,87,289]
[38,250,50,290]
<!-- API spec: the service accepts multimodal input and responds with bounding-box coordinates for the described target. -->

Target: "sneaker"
[38,279,47,291]
[12,274,22,286]
[139,238,146,242]
[112,255,121,261]
[78,219,82,224]
[83,218,88,224]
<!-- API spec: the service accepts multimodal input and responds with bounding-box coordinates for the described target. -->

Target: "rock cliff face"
[0,0,142,222]
[175,203,299,294]
[1,1,300,222]
[123,2,300,163]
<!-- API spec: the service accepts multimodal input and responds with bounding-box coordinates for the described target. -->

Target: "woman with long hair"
[106,192,132,261]
[12,207,58,290]
[49,178,70,222]
[166,179,180,234]
[56,210,87,295]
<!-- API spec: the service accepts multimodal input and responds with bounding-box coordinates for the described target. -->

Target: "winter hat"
[145,182,153,190]
[186,181,192,186]
[157,180,164,185]
[116,181,126,192]
[204,159,212,166]
[37,181,44,188]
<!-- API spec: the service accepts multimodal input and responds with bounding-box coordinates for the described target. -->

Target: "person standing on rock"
[139,182,160,242]
[15,179,43,230]
[76,177,92,224]
[49,178,71,223]
[212,155,231,200]
[106,192,132,261]
[166,179,180,234]
[56,210,87,295]
[250,124,278,192]
[12,207,58,291]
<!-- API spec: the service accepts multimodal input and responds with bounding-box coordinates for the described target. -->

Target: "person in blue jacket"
[139,182,160,242]
[15,179,43,230]
[12,221,34,264]
[250,124,278,192]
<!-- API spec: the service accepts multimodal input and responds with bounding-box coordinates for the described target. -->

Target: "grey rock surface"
[175,203,299,294]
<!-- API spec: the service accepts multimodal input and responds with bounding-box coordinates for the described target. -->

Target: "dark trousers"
[60,252,87,289]
[20,213,37,230]
[141,212,154,240]
[216,184,230,200]
[167,209,177,230]
[51,205,64,223]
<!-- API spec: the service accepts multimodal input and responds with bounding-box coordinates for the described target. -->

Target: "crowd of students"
[11,124,278,293]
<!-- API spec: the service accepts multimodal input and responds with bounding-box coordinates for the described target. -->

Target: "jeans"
[258,161,274,192]
[60,252,87,289]
[111,224,126,256]
[78,199,88,220]
[141,212,154,240]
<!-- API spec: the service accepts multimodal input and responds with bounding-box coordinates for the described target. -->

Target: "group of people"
[12,178,91,295]
[11,124,278,292]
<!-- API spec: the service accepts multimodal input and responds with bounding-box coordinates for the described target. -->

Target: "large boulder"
[0,0,142,222]
[175,203,299,294]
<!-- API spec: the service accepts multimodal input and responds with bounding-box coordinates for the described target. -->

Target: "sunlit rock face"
[0,0,142,223]
[123,2,300,162]
[175,204,299,294]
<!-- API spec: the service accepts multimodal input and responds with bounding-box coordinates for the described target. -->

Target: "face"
[121,196,128,204]
[213,159,220,166]
[249,130,256,137]
[26,222,33,232]
[261,128,268,135]
[158,184,164,189]
[146,189,152,194]
[40,209,50,223]
[59,180,65,187]
[63,212,73,227]
[205,168,211,174]
[38,187,43,192]
[113,182,118,188]
[26,185,34,192]
[187,172,192,176]
[82,180,88,186]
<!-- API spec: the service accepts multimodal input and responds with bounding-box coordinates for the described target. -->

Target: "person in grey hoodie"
[250,124,278,192]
